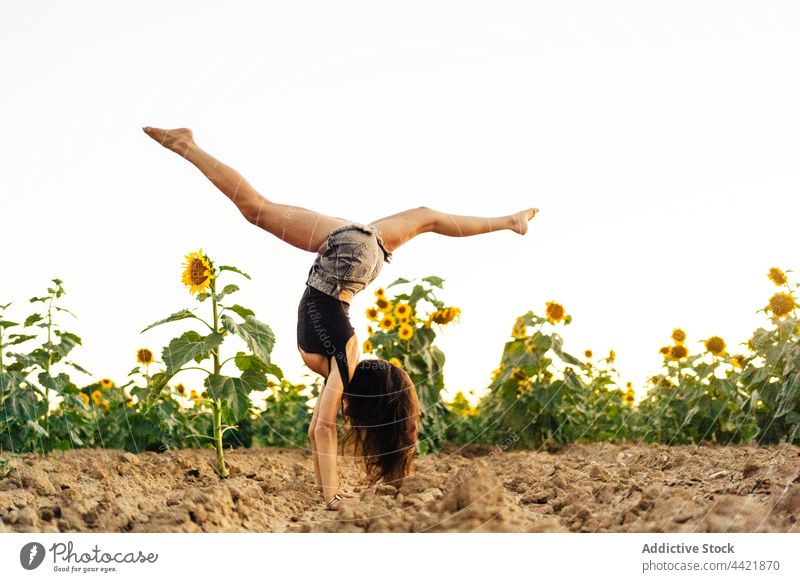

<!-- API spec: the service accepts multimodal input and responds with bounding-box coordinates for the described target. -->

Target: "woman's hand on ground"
[318,486,358,499]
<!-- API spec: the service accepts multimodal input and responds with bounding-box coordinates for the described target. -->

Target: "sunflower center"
[190,258,209,285]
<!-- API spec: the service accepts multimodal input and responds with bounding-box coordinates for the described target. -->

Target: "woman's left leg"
[142,126,350,253]
[369,205,539,253]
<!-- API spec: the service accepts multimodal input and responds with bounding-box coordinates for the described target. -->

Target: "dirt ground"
[1,442,798,533]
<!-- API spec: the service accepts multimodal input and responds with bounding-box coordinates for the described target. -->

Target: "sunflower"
[366,307,380,322]
[101,400,111,411]
[99,378,114,389]
[375,297,393,312]
[79,393,90,406]
[670,344,688,361]
[388,357,402,368]
[397,314,411,325]
[429,307,461,326]
[490,365,504,381]
[704,335,726,356]
[768,267,787,286]
[658,377,672,388]
[767,292,797,318]
[394,302,412,319]
[608,349,616,363]
[366,325,374,335]
[374,287,386,298]
[731,355,746,369]
[511,317,527,339]
[181,248,215,296]
[398,323,414,340]
[623,390,635,406]
[626,381,633,390]
[659,346,672,358]
[175,383,186,396]
[671,328,686,344]
[362,339,373,353]
[545,301,566,324]
[584,350,592,359]
[511,367,527,382]
[136,348,154,366]
[379,314,396,331]
[126,400,135,408]
[91,389,103,403]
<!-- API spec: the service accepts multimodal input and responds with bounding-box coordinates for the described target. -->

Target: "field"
[2,442,798,533]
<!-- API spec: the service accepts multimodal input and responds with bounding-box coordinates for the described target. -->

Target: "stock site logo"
[20,542,46,570]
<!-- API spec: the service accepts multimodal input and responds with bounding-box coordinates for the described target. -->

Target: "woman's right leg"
[142,127,350,253]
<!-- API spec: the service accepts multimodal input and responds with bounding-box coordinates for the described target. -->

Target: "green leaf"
[205,373,233,401]
[422,275,445,288]
[161,330,224,375]
[220,314,275,364]
[2,333,36,348]
[0,320,19,329]
[140,309,198,334]
[266,362,284,380]
[387,277,411,288]
[226,304,255,319]
[53,306,78,318]
[218,265,252,280]
[64,360,92,376]
[37,372,77,394]
[204,373,257,420]
[142,371,173,412]
[24,313,43,327]
[233,352,278,376]
[53,331,82,358]
[221,284,239,296]
[237,367,269,393]
[26,419,49,437]
[776,375,800,418]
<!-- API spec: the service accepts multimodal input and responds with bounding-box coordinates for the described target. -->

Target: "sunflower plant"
[253,376,319,447]
[636,325,759,445]
[737,266,800,443]
[363,275,459,454]
[140,249,282,477]
[476,305,630,449]
[0,279,92,453]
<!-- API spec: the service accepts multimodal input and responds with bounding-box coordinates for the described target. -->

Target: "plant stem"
[44,291,54,404]
[210,277,229,478]
[212,399,227,476]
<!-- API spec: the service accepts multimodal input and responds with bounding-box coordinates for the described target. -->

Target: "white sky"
[2,1,799,405]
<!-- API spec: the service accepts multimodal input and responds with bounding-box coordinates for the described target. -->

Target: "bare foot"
[142,126,196,158]
[510,207,539,235]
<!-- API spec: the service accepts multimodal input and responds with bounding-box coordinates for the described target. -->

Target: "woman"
[142,126,539,510]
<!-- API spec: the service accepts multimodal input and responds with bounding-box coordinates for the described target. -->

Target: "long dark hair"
[341,358,420,487]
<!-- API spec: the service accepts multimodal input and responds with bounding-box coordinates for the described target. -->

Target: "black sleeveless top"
[296,283,356,398]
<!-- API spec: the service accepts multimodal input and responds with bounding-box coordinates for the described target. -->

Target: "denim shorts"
[305,223,393,304]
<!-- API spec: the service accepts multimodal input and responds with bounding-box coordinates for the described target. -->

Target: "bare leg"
[369,205,539,253]
[142,126,350,253]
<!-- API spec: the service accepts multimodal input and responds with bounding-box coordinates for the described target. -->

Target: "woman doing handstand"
[142,126,539,510]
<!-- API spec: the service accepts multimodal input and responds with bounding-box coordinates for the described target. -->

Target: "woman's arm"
[312,361,345,505]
